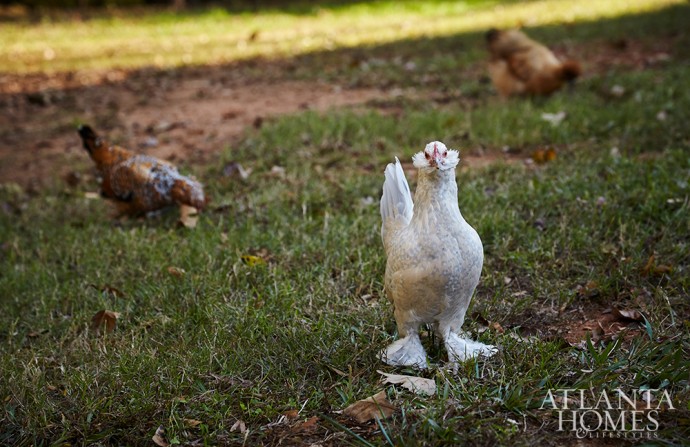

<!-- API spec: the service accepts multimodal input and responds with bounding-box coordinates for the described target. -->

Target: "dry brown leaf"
[576,280,599,298]
[640,254,671,276]
[612,308,644,322]
[184,418,202,428]
[532,147,557,164]
[343,390,396,423]
[490,321,505,334]
[90,310,120,334]
[230,419,246,434]
[167,266,186,277]
[378,370,436,396]
[283,409,299,420]
[152,426,169,447]
[642,255,655,275]
[293,416,319,433]
[179,205,199,229]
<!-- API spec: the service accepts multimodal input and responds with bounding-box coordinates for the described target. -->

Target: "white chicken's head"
[412,141,459,171]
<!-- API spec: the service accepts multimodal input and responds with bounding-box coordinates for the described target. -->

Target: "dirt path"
[0,68,393,189]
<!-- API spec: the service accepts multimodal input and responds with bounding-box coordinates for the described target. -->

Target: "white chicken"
[380,141,496,368]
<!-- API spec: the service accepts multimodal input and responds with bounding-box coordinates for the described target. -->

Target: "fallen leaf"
[222,161,252,180]
[167,266,186,277]
[84,192,100,200]
[653,264,673,275]
[612,308,644,322]
[490,322,505,334]
[241,255,266,267]
[590,324,605,342]
[184,418,202,428]
[540,111,566,126]
[283,409,299,420]
[343,391,396,423]
[642,255,655,275]
[90,310,119,334]
[576,281,599,298]
[378,370,436,396]
[642,255,673,276]
[230,419,247,434]
[610,85,626,97]
[179,205,199,229]
[293,416,319,433]
[270,165,286,178]
[152,425,169,447]
[532,148,557,164]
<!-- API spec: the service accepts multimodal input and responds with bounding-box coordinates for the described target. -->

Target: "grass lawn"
[1,0,689,445]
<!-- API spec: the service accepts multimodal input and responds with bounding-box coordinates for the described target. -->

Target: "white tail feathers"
[380,157,414,239]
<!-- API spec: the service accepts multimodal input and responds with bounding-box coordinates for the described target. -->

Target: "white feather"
[380,157,414,241]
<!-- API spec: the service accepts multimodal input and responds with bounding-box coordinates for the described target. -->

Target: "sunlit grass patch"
[0,0,683,73]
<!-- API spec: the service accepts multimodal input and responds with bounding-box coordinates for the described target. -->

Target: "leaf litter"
[343,390,396,424]
[378,370,436,396]
[152,425,169,447]
[90,310,120,334]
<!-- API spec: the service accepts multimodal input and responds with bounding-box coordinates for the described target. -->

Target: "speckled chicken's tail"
[171,177,207,210]
[77,124,100,154]
[380,158,413,238]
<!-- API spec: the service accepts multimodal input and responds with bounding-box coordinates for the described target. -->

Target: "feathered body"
[486,28,581,97]
[78,125,206,216]
[380,142,495,368]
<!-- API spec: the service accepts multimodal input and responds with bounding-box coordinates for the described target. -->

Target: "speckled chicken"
[78,125,206,217]
[486,28,581,97]
[380,142,495,369]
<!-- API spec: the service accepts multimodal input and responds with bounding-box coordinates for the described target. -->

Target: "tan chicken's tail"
[171,177,207,210]
[559,60,581,82]
[77,124,101,154]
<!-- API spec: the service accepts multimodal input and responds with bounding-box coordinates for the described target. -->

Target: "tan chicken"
[78,125,206,217]
[486,28,581,97]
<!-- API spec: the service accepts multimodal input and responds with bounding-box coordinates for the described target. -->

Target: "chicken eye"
[443,151,448,157]
[425,152,431,160]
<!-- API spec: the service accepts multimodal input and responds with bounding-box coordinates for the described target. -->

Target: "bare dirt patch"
[0,66,391,189]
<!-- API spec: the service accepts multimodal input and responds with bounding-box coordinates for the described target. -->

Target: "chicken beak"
[429,157,442,169]
[431,144,442,169]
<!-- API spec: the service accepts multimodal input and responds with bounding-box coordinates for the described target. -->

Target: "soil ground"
[0,65,395,189]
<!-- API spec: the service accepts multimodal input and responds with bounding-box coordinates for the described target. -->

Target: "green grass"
[2,1,690,446]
